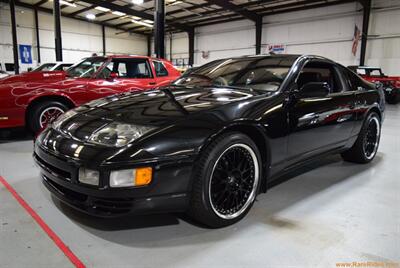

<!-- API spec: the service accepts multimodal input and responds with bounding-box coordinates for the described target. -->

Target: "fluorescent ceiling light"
[112,11,126,16]
[131,16,141,20]
[131,19,153,28]
[166,0,182,5]
[86,13,96,20]
[169,0,182,5]
[59,0,77,7]
[143,19,153,24]
[132,0,144,4]
[94,6,110,12]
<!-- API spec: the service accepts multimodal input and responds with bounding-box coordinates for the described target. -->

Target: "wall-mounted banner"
[202,51,210,59]
[352,25,361,56]
[267,44,286,54]
[19,45,32,64]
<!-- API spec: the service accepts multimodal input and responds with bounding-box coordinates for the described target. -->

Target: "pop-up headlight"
[88,123,154,147]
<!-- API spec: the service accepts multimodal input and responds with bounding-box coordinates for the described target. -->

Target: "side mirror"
[108,72,119,80]
[299,82,330,98]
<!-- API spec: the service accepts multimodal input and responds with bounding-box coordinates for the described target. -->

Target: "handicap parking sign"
[19,45,32,64]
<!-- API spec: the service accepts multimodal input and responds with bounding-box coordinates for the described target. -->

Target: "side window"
[98,59,153,79]
[61,64,72,71]
[154,61,169,77]
[297,61,343,93]
[98,61,113,79]
[370,69,383,77]
[356,68,366,75]
[117,62,128,77]
[345,69,364,91]
[136,62,152,78]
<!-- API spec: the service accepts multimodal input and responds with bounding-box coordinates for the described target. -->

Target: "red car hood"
[0,71,67,85]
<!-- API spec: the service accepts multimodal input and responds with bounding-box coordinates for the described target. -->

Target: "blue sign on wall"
[19,45,32,64]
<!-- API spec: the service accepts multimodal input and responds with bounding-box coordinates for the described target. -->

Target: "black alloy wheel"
[363,116,380,160]
[341,112,381,163]
[209,144,259,219]
[188,132,261,228]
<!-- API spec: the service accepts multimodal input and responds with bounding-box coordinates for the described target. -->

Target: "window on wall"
[5,63,15,72]
[153,61,169,77]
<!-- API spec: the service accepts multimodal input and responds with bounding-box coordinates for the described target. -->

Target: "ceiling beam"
[77,0,191,32]
[69,6,94,17]
[0,0,148,36]
[205,0,261,22]
[167,2,211,16]
[34,0,48,7]
[191,0,358,27]
[77,0,153,19]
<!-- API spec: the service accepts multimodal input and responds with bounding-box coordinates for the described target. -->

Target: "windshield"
[67,57,107,78]
[173,57,294,92]
[32,63,56,72]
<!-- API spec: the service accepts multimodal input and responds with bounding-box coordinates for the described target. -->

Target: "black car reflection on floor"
[34,54,385,228]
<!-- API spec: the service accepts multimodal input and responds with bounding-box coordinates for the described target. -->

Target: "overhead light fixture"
[112,11,126,16]
[86,13,96,20]
[131,19,153,28]
[131,16,141,20]
[132,0,144,4]
[59,0,77,7]
[95,6,110,12]
[143,19,153,24]
[169,0,183,6]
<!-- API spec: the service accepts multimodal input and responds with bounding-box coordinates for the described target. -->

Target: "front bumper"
[34,144,194,217]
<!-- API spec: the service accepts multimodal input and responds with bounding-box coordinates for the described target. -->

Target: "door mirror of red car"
[108,72,119,81]
[299,82,330,98]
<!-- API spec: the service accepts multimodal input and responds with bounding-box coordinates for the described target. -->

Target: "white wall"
[171,0,400,75]
[367,0,400,75]
[195,20,256,66]
[0,4,147,72]
[262,2,363,67]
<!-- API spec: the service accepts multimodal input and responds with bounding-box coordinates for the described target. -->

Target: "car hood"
[0,71,67,84]
[58,86,269,141]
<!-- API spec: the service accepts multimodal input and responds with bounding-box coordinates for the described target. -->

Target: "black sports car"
[34,54,385,228]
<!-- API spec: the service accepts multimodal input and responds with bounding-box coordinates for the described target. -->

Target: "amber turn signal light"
[134,167,152,186]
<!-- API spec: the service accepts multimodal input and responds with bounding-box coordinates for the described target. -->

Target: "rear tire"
[341,112,381,164]
[28,101,69,133]
[187,132,262,228]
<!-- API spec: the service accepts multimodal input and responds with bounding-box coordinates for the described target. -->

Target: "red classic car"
[348,66,400,104]
[0,55,181,132]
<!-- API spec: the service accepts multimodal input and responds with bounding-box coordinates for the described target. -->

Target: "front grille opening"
[36,154,71,180]
[45,176,87,202]
[93,198,134,214]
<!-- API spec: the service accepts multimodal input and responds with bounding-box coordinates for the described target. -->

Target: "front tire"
[28,101,69,133]
[341,112,381,163]
[188,132,262,228]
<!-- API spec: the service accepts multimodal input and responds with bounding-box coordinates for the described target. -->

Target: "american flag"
[352,25,361,56]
